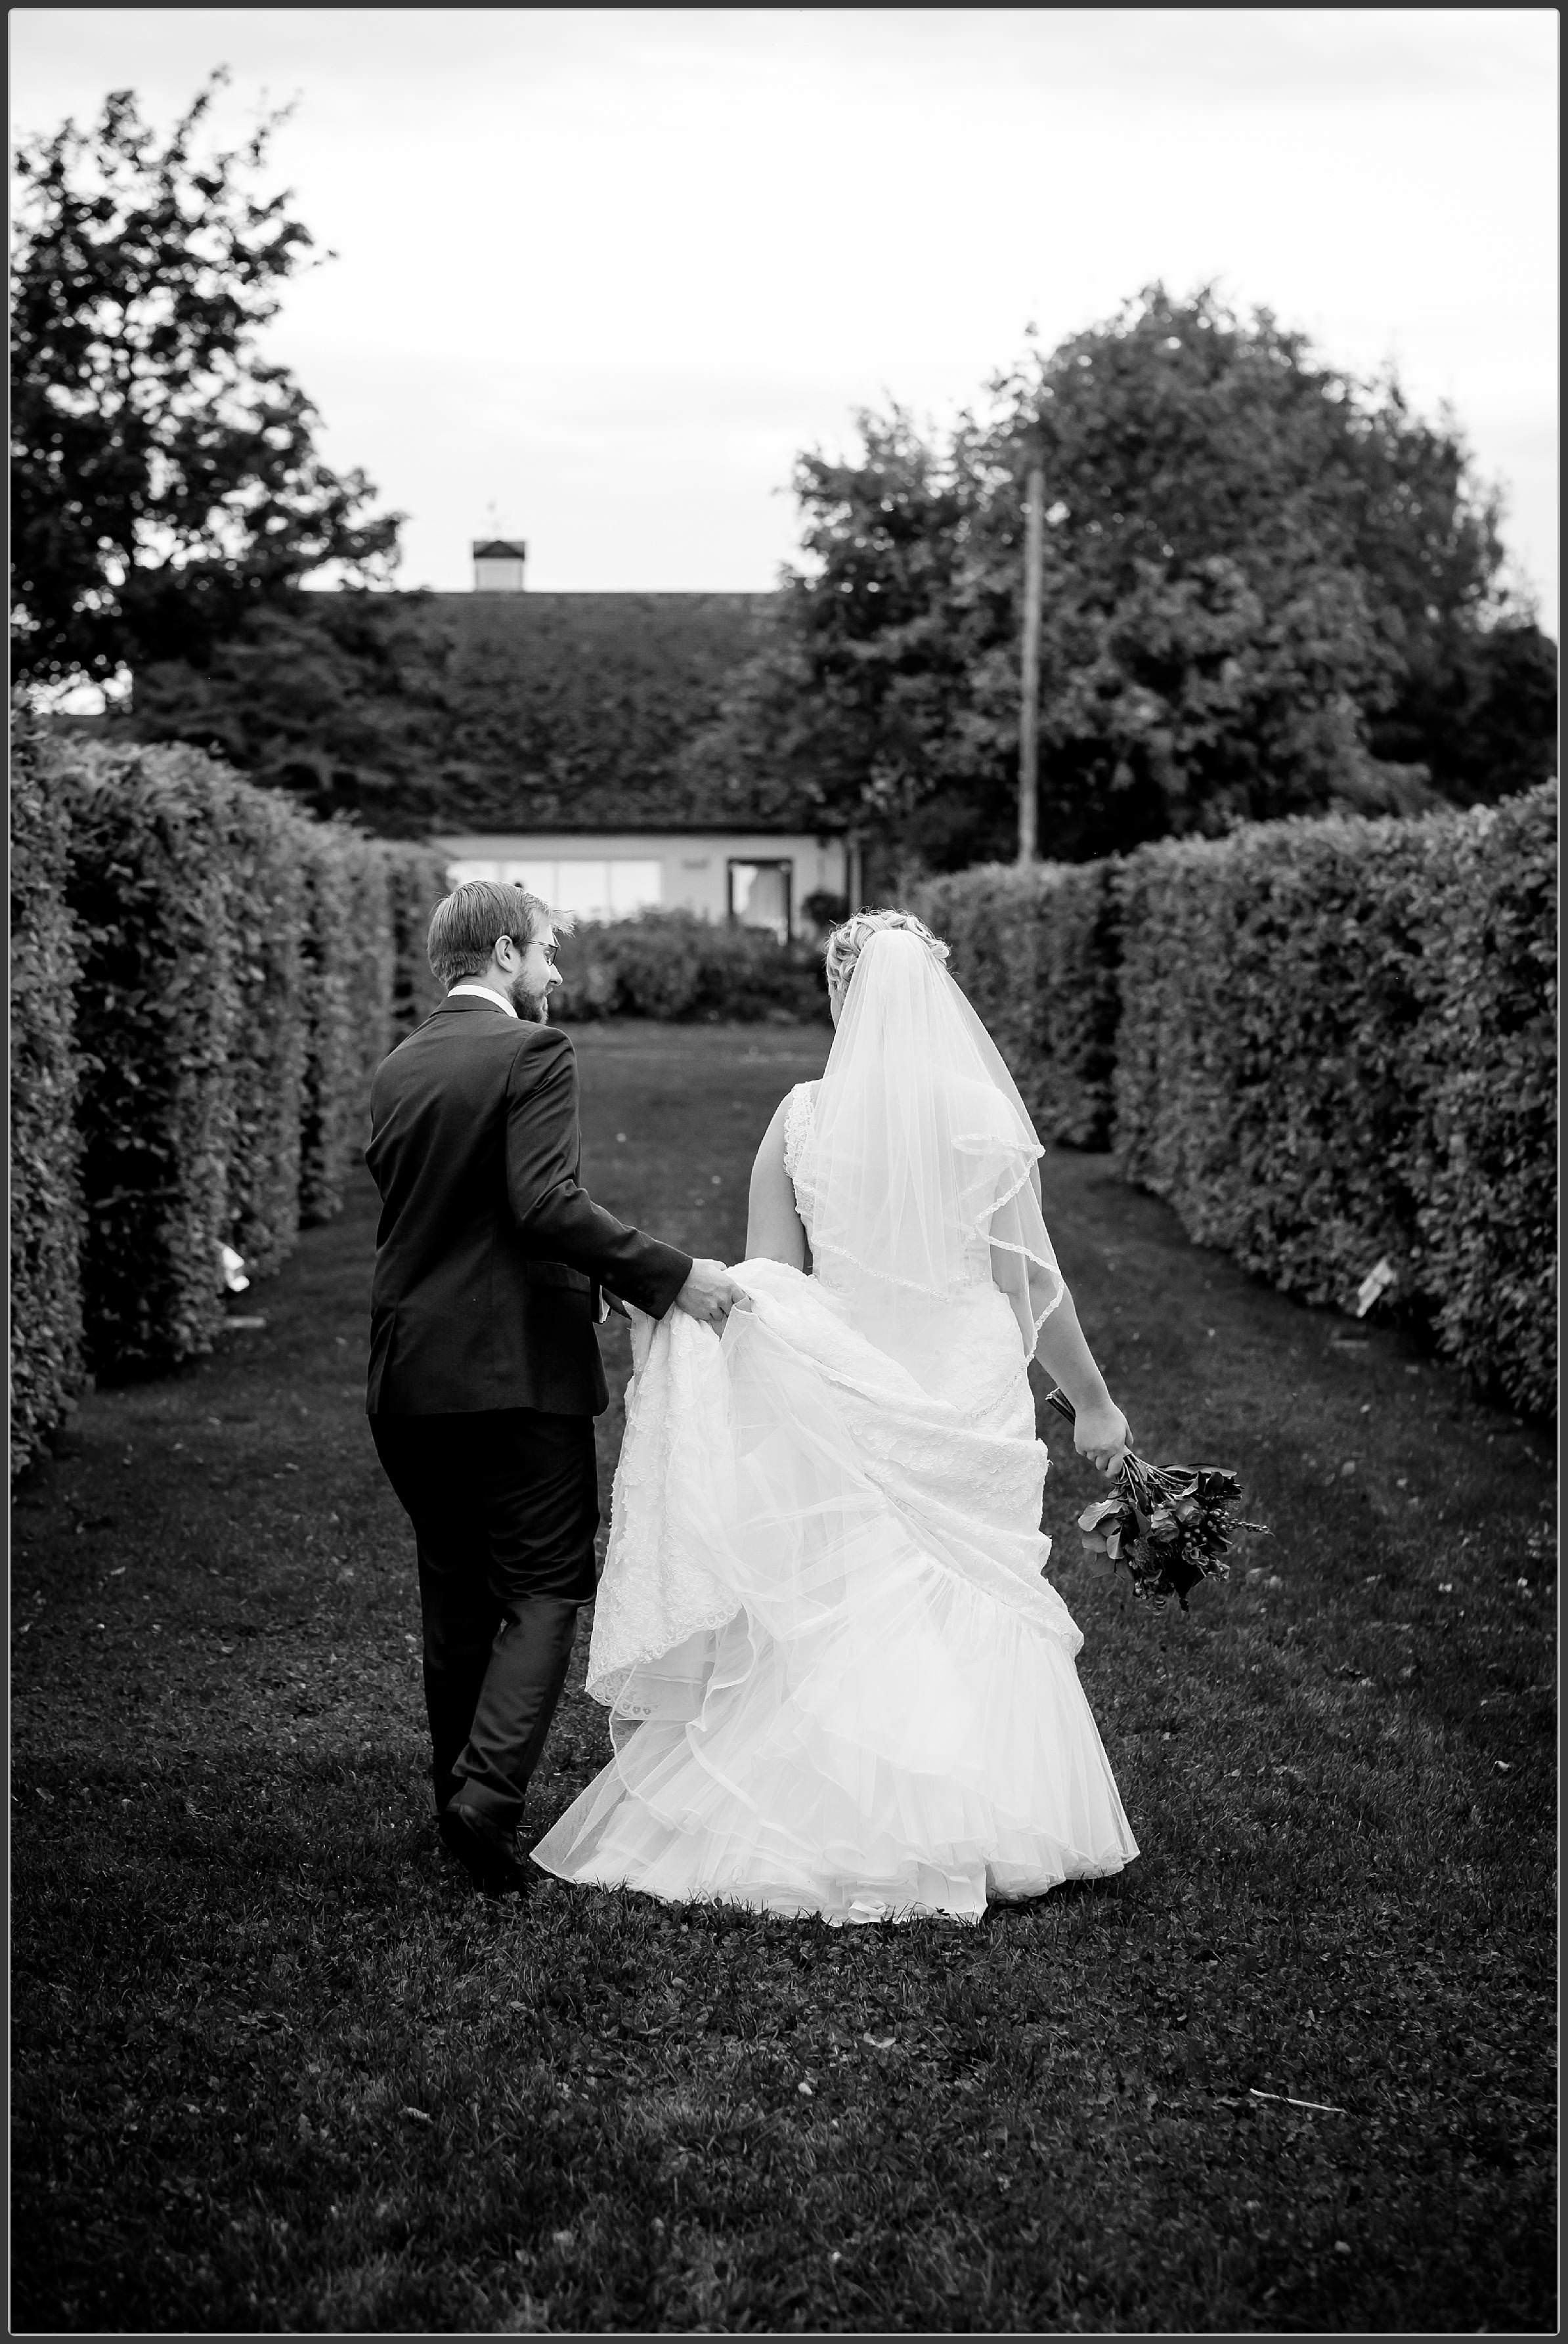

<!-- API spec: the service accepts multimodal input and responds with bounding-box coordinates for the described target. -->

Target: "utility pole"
[1016,455,1045,865]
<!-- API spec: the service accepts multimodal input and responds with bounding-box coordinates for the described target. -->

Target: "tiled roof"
[471,539,529,559]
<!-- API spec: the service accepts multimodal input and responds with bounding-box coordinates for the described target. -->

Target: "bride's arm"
[744,1098,808,1269]
[1028,1280,1133,1479]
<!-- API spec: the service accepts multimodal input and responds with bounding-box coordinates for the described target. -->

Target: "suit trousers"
[370,1409,600,1833]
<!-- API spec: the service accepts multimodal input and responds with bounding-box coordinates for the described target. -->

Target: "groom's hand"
[673,1258,751,1333]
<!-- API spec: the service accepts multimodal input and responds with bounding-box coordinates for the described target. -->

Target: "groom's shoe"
[440,1800,530,1898]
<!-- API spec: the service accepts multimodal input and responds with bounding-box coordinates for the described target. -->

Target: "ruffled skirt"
[530,1261,1137,1923]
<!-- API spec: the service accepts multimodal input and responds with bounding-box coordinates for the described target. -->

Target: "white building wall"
[431,831,850,938]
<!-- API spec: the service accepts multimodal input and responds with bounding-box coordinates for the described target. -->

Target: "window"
[553,862,611,919]
[607,861,662,916]
[728,859,792,944]
[442,857,662,922]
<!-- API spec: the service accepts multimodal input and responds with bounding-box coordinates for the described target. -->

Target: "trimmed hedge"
[1114,815,1450,1294]
[913,861,1121,1148]
[298,827,399,1228]
[10,733,450,1458]
[917,787,1555,1420]
[1414,789,1556,1418]
[220,777,309,1280]
[1112,789,1556,1415]
[10,708,85,1475]
[387,844,450,1038]
[64,743,240,1378]
[554,909,829,1025]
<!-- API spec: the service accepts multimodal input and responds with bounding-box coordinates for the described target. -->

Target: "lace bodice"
[781,1080,820,1202]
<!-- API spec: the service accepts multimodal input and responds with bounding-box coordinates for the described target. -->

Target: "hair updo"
[823,907,950,1001]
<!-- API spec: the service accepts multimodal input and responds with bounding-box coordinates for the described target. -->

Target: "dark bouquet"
[1046,1389,1268,1612]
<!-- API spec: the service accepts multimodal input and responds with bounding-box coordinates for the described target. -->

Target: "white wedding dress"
[531,936,1139,1924]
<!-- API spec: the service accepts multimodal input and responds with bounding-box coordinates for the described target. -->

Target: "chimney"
[471,538,527,592]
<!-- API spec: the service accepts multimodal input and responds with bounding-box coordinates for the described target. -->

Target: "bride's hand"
[1072,1400,1132,1479]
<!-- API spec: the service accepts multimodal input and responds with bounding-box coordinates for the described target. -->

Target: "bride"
[531,909,1140,1922]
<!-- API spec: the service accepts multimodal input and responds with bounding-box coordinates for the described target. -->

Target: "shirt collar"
[446,982,518,1019]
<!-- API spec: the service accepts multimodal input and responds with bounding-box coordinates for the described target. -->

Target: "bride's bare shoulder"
[747,1089,808,1265]
[753,1089,793,1164]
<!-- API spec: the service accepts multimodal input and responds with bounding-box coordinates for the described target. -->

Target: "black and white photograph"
[9,7,1557,2334]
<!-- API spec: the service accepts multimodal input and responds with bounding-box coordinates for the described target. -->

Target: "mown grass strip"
[11,1025,1554,2334]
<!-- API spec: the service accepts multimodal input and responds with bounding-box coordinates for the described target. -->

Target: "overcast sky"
[11,7,1560,631]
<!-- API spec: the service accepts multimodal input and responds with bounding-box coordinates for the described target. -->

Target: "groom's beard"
[508,974,550,1024]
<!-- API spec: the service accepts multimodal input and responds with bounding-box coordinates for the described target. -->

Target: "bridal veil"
[799,925,1064,1356]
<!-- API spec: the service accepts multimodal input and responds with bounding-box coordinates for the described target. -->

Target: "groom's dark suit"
[364,991,691,1856]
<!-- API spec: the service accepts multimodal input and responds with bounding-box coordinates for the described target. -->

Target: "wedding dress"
[531,931,1138,1922]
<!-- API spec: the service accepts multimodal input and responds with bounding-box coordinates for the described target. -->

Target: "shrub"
[1112,788,1556,1419]
[346,844,397,1131]
[298,826,414,1226]
[914,861,1121,1146]
[1113,815,1443,1289]
[1412,788,1556,1420]
[385,844,450,1038]
[12,729,444,1408]
[61,743,238,1379]
[553,909,829,1025]
[218,778,308,1280]
[10,707,85,1473]
[299,827,366,1227]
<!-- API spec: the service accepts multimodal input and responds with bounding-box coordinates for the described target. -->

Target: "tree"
[125,592,454,837]
[687,286,1555,869]
[676,407,1011,870]
[130,586,787,839]
[11,71,401,693]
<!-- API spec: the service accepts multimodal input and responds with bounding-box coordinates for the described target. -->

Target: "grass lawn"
[11,1022,1556,2335]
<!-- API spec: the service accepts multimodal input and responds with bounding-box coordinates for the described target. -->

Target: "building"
[433,825,860,944]
[428,554,863,934]
[471,539,528,592]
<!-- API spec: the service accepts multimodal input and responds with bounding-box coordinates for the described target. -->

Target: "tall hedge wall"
[299,829,378,1228]
[387,844,451,1038]
[223,781,308,1280]
[917,786,1556,1420]
[65,743,240,1377]
[10,710,85,1477]
[10,733,451,1466]
[1112,789,1556,1416]
[913,860,1121,1148]
[1412,790,1556,1417]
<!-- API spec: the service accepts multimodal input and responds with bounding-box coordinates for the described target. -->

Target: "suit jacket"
[364,995,692,1416]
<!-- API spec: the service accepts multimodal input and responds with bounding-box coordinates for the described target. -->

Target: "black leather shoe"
[440,1802,530,1898]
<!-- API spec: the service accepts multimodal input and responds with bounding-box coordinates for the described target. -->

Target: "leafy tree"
[131,586,783,839]
[11,70,401,693]
[686,286,1555,869]
[676,408,1009,869]
[125,592,452,837]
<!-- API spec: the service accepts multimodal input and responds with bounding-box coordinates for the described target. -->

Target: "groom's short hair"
[427,880,565,989]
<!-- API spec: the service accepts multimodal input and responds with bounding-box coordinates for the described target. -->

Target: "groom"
[364,879,747,1896]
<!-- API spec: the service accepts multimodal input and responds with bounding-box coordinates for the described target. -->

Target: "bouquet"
[1046,1389,1268,1612]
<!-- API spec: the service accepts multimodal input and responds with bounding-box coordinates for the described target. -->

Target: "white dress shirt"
[447,982,517,1017]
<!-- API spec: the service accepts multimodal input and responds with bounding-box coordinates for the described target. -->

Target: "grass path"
[11,1024,1556,2334]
